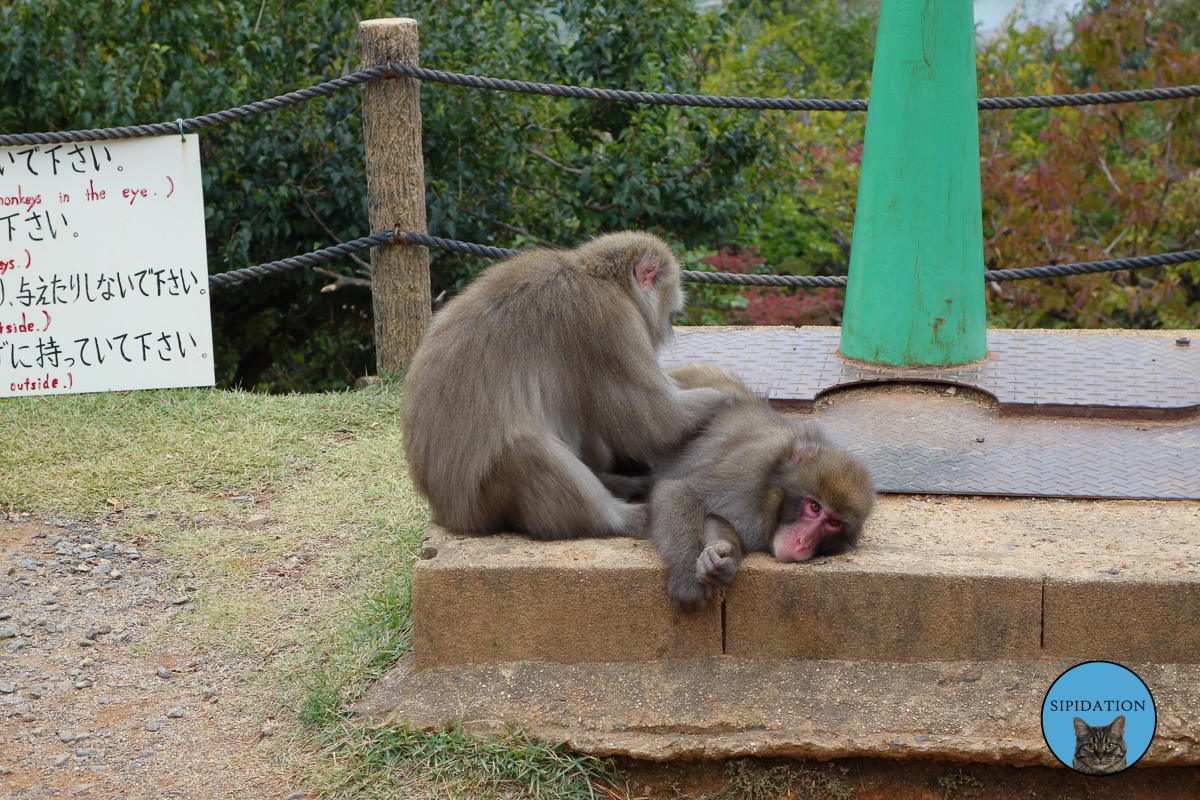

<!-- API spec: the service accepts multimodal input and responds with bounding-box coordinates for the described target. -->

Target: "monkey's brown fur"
[650,364,875,612]
[402,232,733,540]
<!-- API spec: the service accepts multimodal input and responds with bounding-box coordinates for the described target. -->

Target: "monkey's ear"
[789,446,819,465]
[634,253,660,292]
[766,447,813,489]
[768,447,815,489]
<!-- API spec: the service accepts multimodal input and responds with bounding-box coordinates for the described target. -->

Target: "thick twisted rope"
[982,249,1200,281]
[680,271,848,287]
[0,67,391,146]
[207,231,1200,288]
[977,85,1200,109]
[389,63,1200,111]
[209,233,391,287]
[207,231,518,287]
[7,64,1200,146]
[383,64,868,111]
[687,249,1200,285]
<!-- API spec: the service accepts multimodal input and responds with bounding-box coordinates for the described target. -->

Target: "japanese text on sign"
[0,135,213,397]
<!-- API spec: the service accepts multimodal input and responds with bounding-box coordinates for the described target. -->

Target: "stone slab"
[359,654,1200,766]
[1044,579,1200,663]
[412,527,721,669]
[414,494,1200,669]
[725,561,1042,662]
[400,495,1200,765]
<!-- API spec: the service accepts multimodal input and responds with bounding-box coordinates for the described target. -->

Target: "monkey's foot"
[696,541,738,586]
[668,576,712,614]
[598,471,653,501]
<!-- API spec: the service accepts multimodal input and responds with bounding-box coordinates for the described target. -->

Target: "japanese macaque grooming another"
[402,232,736,540]
[650,364,875,612]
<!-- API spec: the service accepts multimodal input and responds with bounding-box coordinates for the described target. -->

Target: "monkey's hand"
[673,386,742,433]
[667,574,711,614]
[696,541,738,587]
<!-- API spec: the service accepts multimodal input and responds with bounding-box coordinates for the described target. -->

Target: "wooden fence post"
[359,18,430,376]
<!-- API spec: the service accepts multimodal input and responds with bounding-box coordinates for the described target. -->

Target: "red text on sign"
[8,372,72,392]
[0,249,33,276]
[0,186,42,212]
[1,312,50,333]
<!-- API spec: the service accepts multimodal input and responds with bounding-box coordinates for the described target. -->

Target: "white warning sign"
[0,134,214,397]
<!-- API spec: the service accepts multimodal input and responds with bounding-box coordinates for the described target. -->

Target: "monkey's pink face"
[772,499,843,562]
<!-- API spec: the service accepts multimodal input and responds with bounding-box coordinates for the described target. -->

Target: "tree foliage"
[679,0,876,327]
[689,0,1200,330]
[418,0,781,291]
[977,0,1200,329]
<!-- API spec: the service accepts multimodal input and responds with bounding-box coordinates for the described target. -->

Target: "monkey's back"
[402,246,659,530]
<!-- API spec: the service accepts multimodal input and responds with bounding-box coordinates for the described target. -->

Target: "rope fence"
[394,63,1200,111]
[7,59,1197,297]
[206,231,517,288]
[4,63,1200,146]
[207,231,1200,290]
[0,66,389,147]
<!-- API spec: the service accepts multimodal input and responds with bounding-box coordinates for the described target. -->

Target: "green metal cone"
[839,0,987,366]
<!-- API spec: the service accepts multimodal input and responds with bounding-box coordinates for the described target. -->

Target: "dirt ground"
[0,514,287,800]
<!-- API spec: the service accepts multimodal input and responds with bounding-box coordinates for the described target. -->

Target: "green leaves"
[418,0,780,287]
[978,0,1200,329]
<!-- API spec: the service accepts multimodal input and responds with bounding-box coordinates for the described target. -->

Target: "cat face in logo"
[1071,715,1127,775]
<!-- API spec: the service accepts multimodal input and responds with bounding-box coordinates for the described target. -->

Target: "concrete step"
[359,654,1200,766]
[412,492,1200,670]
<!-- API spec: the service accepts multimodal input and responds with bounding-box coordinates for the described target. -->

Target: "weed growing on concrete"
[708,759,852,800]
[936,768,984,799]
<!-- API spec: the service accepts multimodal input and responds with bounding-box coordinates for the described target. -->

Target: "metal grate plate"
[661,328,1198,419]
[815,388,1200,500]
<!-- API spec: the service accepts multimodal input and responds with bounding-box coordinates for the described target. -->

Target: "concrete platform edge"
[358,653,1200,767]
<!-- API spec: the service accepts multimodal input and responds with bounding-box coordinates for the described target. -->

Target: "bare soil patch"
[0,515,293,800]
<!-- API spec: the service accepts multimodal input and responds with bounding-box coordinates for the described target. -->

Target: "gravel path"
[0,513,292,800]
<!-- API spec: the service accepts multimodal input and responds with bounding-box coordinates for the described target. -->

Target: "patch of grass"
[313,722,616,800]
[297,570,413,726]
[0,386,401,516]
